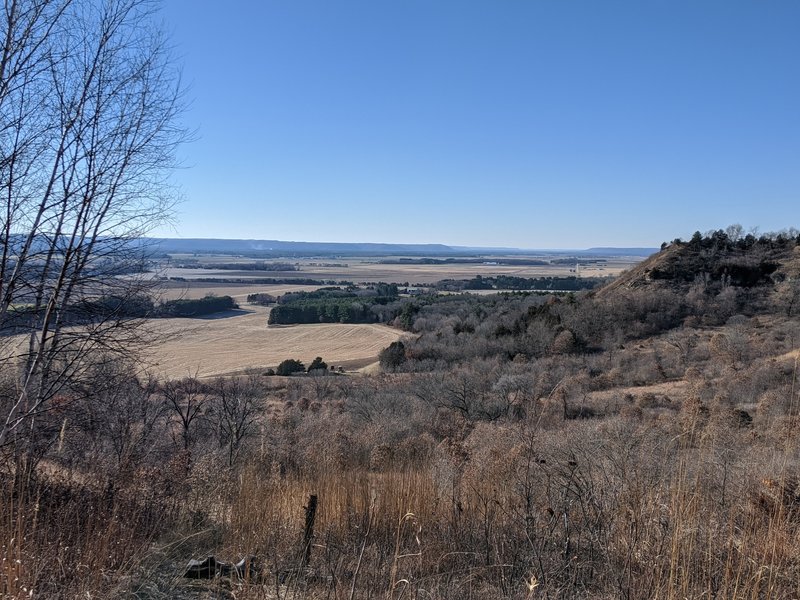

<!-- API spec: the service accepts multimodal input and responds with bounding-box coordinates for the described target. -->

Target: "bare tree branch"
[0,0,186,449]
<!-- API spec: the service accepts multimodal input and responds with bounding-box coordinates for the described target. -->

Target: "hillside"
[598,230,800,296]
[5,228,800,598]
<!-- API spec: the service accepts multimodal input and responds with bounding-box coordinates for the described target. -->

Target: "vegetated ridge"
[599,230,800,296]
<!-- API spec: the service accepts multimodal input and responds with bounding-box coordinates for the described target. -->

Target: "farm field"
[155,281,323,301]
[141,305,405,378]
[142,256,643,378]
[158,254,640,284]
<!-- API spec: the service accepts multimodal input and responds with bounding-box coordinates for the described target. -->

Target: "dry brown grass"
[201,416,800,599]
[4,349,799,599]
[0,472,173,599]
[6,262,800,598]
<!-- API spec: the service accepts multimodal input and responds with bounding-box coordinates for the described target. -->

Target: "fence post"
[302,494,318,569]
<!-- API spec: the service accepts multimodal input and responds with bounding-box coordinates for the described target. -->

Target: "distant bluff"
[597,229,800,297]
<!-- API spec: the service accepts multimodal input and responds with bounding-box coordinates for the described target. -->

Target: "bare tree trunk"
[0,0,185,450]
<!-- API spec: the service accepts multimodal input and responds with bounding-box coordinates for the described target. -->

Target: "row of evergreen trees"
[268,286,399,325]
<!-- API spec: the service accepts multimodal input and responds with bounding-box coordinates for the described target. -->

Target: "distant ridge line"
[145,237,658,257]
[584,247,658,256]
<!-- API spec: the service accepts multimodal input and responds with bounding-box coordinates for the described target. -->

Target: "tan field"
[141,305,405,378]
[158,254,639,284]
[138,254,643,379]
[154,282,324,301]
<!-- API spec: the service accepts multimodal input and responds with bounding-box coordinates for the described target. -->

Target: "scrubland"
[2,234,800,599]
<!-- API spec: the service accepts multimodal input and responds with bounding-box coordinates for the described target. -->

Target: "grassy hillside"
[2,230,799,598]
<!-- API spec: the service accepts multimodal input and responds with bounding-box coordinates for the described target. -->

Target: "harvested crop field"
[154,282,323,301]
[157,255,639,285]
[142,305,405,378]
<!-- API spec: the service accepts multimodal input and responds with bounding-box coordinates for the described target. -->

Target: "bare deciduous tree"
[208,375,264,467]
[0,0,185,449]
[774,278,800,317]
[163,377,206,458]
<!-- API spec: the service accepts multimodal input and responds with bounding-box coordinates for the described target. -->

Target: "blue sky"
[157,1,799,248]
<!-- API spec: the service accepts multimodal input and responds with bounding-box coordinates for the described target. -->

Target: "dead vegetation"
[2,232,800,598]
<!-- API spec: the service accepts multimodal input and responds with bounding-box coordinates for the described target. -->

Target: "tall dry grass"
[2,415,798,598]
[205,410,800,599]
[2,332,798,598]
[0,469,175,598]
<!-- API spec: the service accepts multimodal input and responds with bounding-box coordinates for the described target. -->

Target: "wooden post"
[302,494,318,569]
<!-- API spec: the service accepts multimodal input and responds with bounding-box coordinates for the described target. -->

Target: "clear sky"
[157,1,799,249]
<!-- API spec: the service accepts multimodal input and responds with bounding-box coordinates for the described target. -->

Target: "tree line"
[172,261,299,271]
[268,286,399,325]
[435,275,611,291]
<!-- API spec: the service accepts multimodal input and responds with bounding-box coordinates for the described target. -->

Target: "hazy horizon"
[147,234,660,252]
